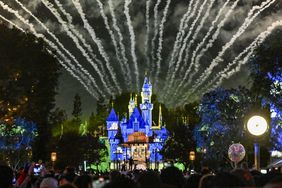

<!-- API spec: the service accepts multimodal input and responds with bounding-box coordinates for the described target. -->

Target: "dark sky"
[55,70,96,119]
[1,0,281,115]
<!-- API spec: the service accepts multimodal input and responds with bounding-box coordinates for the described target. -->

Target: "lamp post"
[246,115,268,170]
[51,152,57,170]
[189,151,196,170]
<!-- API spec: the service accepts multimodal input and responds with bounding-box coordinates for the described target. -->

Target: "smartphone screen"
[33,164,42,176]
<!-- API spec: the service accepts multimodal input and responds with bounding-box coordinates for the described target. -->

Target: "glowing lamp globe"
[247,115,268,136]
[228,143,245,163]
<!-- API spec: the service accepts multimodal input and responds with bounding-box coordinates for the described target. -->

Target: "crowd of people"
[0,161,281,188]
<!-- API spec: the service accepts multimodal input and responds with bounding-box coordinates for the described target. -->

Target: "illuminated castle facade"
[106,76,168,168]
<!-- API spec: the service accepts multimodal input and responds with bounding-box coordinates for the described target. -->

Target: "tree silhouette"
[72,94,82,120]
[0,24,60,160]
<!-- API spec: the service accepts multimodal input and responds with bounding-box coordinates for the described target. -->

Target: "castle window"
[133,118,139,132]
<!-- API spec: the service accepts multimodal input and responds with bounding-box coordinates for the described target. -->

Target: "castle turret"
[140,76,153,127]
[128,94,135,117]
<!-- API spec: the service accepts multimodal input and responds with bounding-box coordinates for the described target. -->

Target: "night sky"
[0,0,282,116]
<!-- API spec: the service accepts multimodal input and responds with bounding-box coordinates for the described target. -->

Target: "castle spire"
[128,93,135,117]
[158,104,162,129]
[134,94,138,106]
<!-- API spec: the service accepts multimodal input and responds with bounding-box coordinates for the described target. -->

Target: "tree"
[161,124,195,169]
[0,24,61,160]
[250,28,282,108]
[88,97,109,137]
[0,118,37,169]
[194,87,253,168]
[56,131,104,168]
[51,107,107,168]
[49,108,68,151]
[72,94,82,120]
[249,28,282,153]
[161,102,199,169]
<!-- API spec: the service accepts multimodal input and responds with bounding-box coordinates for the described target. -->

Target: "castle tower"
[128,94,135,117]
[106,108,120,161]
[140,76,153,127]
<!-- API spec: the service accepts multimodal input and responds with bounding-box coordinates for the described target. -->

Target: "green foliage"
[79,121,88,136]
[49,108,67,138]
[90,137,110,172]
[51,110,108,168]
[88,98,109,137]
[0,24,61,160]
[0,118,37,168]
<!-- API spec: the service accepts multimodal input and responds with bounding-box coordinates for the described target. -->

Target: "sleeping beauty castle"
[106,76,168,169]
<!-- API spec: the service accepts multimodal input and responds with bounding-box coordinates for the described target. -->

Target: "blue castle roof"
[127,107,146,129]
[106,108,119,121]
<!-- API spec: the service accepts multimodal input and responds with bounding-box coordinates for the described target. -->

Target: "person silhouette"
[129,157,134,171]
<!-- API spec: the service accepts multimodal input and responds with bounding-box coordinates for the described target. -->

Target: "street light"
[247,115,268,170]
[189,151,196,171]
[189,151,196,161]
[51,152,57,169]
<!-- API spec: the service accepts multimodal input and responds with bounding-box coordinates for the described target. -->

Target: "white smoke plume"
[124,0,140,90]
[154,0,171,86]
[71,0,122,94]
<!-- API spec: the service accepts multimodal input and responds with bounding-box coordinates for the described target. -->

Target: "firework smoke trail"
[189,0,276,91]
[71,0,122,94]
[95,0,128,82]
[189,0,273,85]
[164,0,209,99]
[145,0,151,68]
[54,0,109,84]
[203,20,282,94]
[46,41,99,97]
[163,0,198,82]
[154,0,171,87]
[174,0,215,82]
[0,1,37,33]
[165,0,196,76]
[41,0,112,95]
[108,0,132,90]
[13,0,104,97]
[0,7,97,97]
[182,0,217,71]
[0,14,25,32]
[172,0,247,101]
[177,20,282,106]
[187,0,231,79]
[183,0,240,88]
[124,0,139,90]
[161,0,197,100]
[150,0,162,66]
